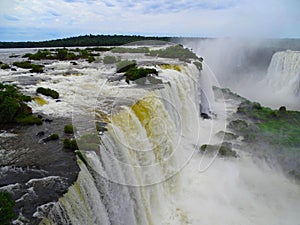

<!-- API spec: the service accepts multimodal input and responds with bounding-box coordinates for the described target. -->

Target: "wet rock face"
[0,117,80,225]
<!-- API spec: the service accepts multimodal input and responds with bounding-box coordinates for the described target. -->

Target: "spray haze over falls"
[0,40,300,225]
[180,38,300,110]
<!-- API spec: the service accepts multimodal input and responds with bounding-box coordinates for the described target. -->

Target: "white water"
[240,50,300,110]
[34,61,300,225]
[181,39,300,110]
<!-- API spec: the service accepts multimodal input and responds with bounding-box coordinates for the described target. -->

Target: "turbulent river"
[0,43,300,225]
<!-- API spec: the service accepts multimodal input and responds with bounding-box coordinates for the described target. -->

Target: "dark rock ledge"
[0,117,80,225]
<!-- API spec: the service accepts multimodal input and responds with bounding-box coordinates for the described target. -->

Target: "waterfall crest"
[39,64,205,225]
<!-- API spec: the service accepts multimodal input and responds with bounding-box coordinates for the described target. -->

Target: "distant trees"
[0,34,170,48]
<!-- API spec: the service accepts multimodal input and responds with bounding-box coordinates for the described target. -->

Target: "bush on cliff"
[36,87,59,99]
[0,83,41,125]
[0,191,16,225]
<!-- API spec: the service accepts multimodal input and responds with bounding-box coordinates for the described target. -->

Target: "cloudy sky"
[0,0,299,41]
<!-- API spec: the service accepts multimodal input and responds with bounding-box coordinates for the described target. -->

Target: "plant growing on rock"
[0,191,16,225]
[64,124,74,134]
[0,83,41,125]
[36,87,59,99]
[1,64,10,69]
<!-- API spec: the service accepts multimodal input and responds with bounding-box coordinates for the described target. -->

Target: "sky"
[0,0,299,41]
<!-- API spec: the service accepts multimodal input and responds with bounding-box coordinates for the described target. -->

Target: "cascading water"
[265,50,300,97]
[38,64,205,225]
[2,46,299,224]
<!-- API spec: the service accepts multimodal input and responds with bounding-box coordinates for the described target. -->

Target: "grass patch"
[36,87,59,99]
[237,101,300,148]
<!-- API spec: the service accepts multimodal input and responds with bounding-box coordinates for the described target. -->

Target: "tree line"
[0,34,171,48]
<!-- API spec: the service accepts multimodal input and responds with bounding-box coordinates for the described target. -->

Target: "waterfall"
[38,64,205,225]
[265,50,300,97]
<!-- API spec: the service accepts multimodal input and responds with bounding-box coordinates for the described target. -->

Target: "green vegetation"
[87,56,95,63]
[148,45,199,62]
[13,61,33,69]
[64,124,74,134]
[193,61,203,70]
[103,55,117,64]
[125,67,158,84]
[30,64,44,73]
[13,61,44,73]
[76,150,88,166]
[116,60,136,73]
[1,64,10,69]
[36,87,59,99]
[237,101,300,148]
[0,34,170,48]
[86,47,112,52]
[0,83,41,125]
[0,191,16,225]
[63,138,78,151]
[50,133,59,140]
[22,48,97,63]
[111,47,150,53]
[115,60,158,83]
[15,115,42,125]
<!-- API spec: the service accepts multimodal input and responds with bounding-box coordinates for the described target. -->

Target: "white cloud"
[0,0,299,41]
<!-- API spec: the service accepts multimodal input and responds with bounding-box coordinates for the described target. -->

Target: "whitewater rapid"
[1,47,299,225]
[35,61,300,225]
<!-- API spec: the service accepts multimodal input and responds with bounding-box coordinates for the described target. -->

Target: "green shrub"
[116,60,136,73]
[15,115,42,125]
[103,55,117,64]
[22,53,33,58]
[50,133,59,140]
[0,83,39,125]
[193,61,202,70]
[64,124,74,134]
[1,64,10,69]
[76,150,88,166]
[63,138,78,151]
[36,87,59,99]
[28,50,52,60]
[30,64,44,73]
[125,67,158,83]
[13,61,33,69]
[63,138,71,148]
[87,56,95,63]
[56,48,68,60]
[0,191,16,225]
